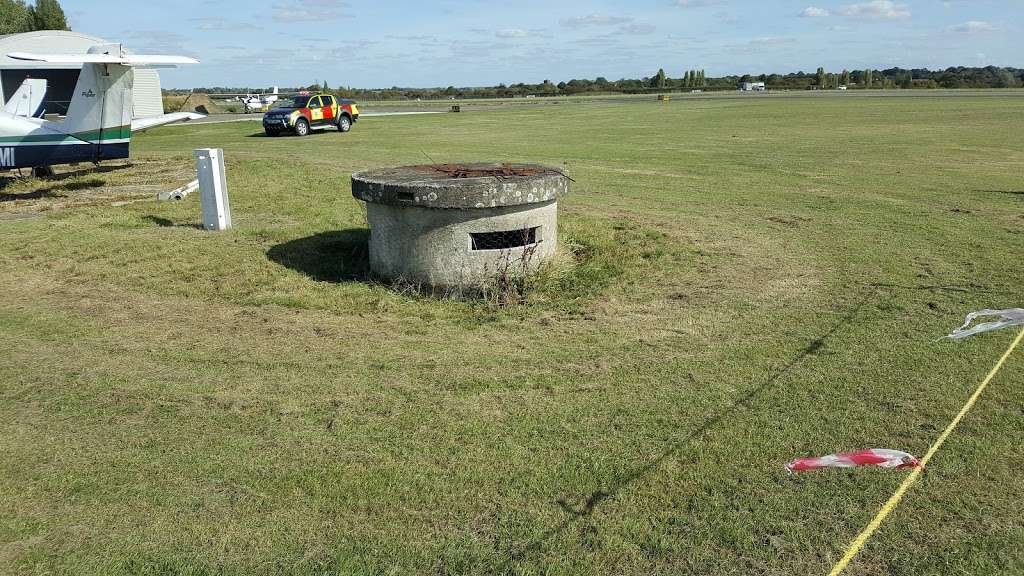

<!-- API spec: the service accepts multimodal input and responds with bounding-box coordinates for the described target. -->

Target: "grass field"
[1,94,1023,575]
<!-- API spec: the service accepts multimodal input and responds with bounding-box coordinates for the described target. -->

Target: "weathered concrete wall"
[353,165,570,209]
[352,163,569,289]
[366,200,558,287]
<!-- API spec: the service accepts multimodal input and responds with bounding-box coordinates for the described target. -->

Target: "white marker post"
[195,148,231,231]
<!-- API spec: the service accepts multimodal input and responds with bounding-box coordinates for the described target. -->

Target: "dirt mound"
[173,92,226,115]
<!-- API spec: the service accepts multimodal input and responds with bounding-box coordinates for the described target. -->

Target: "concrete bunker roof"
[351,163,570,209]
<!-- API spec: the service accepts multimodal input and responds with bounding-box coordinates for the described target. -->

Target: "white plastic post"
[195,148,231,231]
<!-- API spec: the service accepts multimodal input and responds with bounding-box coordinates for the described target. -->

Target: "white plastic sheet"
[943,309,1024,341]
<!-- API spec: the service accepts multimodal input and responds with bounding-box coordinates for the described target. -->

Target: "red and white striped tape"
[786,449,920,472]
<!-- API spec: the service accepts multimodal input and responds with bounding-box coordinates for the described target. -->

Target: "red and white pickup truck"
[262,93,359,136]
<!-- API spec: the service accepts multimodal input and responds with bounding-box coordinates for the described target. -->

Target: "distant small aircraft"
[212,86,280,113]
[0,43,203,177]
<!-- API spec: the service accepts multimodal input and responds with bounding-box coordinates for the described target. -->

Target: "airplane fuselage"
[0,111,129,170]
[2,45,200,172]
[244,94,278,113]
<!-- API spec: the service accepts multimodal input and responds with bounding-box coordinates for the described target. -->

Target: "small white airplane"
[3,78,47,118]
[213,87,280,113]
[0,43,203,176]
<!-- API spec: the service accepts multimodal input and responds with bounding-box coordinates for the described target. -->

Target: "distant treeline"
[168,65,1024,101]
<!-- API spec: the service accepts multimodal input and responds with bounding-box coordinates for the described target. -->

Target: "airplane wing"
[7,52,199,66]
[131,112,205,132]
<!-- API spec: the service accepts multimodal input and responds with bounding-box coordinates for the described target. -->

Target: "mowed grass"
[1,95,1023,575]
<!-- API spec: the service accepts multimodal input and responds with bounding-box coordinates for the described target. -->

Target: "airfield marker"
[827,328,1024,575]
[196,148,231,231]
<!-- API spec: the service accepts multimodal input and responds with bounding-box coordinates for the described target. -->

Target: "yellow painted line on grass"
[828,328,1024,576]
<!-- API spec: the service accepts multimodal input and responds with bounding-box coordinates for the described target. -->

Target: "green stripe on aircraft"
[0,125,131,144]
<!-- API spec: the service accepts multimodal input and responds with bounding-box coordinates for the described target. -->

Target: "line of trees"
[681,69,707,88]
[0,0,69,34]
[175,65,1024,101]
[648,67,707,89]
[749,66,1022,90]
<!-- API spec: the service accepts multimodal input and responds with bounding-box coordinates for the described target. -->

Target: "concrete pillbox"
[351,163,570,288]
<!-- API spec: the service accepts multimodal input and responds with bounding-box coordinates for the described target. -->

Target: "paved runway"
[171,90,1024,127]
[179,110,444,126]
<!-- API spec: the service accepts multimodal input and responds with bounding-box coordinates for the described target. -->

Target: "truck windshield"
[287,95,312,108]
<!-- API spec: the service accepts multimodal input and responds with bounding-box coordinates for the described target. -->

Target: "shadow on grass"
[267,229,371,282]
[0,189,61,202]
[49,164,131,181]
[1,163,130,186]
[500,295,869,568]
[141,215,204,229]
[0,177,105,202]
[145,216,174,227]
[976,189,1024,197]
[247,129,335,138]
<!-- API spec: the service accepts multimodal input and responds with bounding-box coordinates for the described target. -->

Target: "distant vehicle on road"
[262,93,359,137]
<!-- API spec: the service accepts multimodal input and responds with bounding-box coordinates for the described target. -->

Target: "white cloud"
[387,34,434,41]
[801,6,830,17]
[839,1,910,20]
[749,36,796,45]
[676,0,723,7]
[561,14,633,27]
[188,17,261,31]
[619,23,656,35]
[949,20,996,34]
[122,30,199,59]
[66,10,84,29]
[495,29,528,38]
[272,0,351,23]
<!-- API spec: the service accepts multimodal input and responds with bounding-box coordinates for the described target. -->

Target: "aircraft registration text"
[0,147,14,168]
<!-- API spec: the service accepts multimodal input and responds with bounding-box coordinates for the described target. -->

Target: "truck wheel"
[337,115,352,133]
[294,118,310,137]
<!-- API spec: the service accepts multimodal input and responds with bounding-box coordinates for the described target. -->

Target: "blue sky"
[63,0,1021,88]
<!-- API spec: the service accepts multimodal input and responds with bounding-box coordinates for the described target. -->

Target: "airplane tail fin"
[62,45,133,146]
[7,44,198,150]
[272,86,279,95]
[3,78,47,118]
